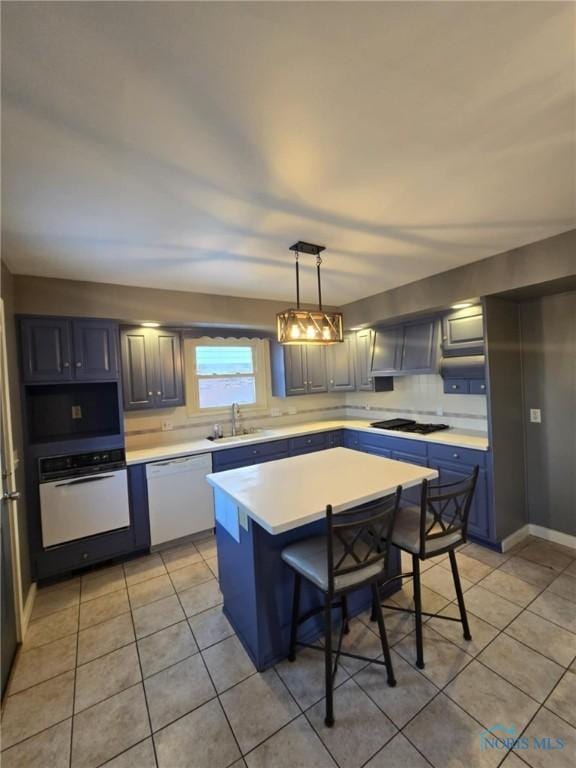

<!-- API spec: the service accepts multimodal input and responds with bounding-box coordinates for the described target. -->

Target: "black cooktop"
[370,419,450,435]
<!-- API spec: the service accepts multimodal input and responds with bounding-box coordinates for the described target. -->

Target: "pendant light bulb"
[290,323,301,339]
[306,324,317,339]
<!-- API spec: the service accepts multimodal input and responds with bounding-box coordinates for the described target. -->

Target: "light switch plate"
[162,419,173,431]
[71,405,82,420]
[530,409,542,423]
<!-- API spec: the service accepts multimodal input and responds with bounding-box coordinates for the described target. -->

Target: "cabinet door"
[327,336,355,392]
[154,331,185,407]
[400,320,437,373]
[429,460,490,540]
[306,346,328,393]
[284,346,308,395]
[442,307,484,356]
[121,329,156,410]
[354,330,375,390]
[73,320,119,381]
[371,326,402,375]
[20,318,73,383]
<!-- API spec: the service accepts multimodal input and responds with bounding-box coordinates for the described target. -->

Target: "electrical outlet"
[162,419,173,431]
[288,408,297,416]
[270,408,282,417]
[71,405,82,420]
[436,407,444,417]
[530,409,542,424]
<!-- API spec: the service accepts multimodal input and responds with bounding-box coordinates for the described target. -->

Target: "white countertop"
[126,419,489,465]
[206,447,438,535]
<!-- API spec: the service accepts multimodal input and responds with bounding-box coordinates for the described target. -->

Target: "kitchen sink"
[209,430,276,444]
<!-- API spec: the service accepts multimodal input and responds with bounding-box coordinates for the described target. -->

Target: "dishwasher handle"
[54,475,117,488]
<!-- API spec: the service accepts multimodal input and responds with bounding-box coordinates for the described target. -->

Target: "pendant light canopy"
[276,241,344,345]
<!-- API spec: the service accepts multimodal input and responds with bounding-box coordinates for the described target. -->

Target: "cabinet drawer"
[359,432,427,457]
[391,450,428,467]
[469,380,487,395]
[290,432,329,453]
[213,439,290,469]
[427,443,487,467]
[443,379,469,394]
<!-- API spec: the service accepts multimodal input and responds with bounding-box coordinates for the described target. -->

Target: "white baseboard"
[501,524,576,553]
[20,582,37,640]
[528,524,576,551]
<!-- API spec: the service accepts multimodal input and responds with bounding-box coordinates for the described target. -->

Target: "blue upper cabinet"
[271,343,328,396]
[441,306,484,357]
[73,319,119,381]
[20,317,119,383]
[121,327,184,411]
[371,318,438,376]
[327,335,355,392]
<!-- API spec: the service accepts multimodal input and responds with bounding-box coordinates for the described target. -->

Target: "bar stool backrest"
[326,487,402,596]
[419,466,479,558]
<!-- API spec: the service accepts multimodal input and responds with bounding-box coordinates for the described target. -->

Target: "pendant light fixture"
[276,241,344,345]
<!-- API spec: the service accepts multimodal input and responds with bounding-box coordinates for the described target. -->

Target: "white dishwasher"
[146,454,214,546]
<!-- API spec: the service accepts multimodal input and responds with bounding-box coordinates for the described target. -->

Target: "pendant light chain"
[316,254,323,311]
[295,250,301,310]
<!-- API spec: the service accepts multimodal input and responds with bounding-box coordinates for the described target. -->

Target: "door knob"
[2,490,20,502]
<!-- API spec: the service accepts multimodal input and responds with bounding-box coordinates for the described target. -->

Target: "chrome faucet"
[231,403,240,436]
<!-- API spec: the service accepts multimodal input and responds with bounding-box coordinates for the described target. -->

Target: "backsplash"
[345,374,488,432]
[125,374,487,449]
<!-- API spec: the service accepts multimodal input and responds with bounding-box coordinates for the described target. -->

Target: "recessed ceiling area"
[2,1,574,305]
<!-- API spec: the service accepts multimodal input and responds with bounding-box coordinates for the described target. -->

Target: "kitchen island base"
[216,515,401,671]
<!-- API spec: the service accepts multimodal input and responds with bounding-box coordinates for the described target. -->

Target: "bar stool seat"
[391,506,463,555]
[282,536,386,592]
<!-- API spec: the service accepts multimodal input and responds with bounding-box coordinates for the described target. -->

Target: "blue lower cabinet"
[290,432,329,455]
[212,439,290,471]
[343,430,362,450]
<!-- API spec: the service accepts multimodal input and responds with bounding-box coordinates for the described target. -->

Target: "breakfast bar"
[207,447,438,670]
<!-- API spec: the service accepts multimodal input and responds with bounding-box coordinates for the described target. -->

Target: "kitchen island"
[207,447,438,670]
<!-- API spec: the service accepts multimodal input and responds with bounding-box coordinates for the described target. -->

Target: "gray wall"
[520,291,576,536]
[483,297,527,540]
[1,260,32,599]
[343,229,576,328]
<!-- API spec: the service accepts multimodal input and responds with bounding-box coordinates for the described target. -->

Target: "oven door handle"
[54,474,117,488]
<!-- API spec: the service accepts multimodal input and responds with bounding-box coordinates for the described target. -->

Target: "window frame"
[184,337,270,416]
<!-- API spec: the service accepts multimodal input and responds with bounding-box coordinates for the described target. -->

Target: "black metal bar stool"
[281,488,401,727]
[377,467,479,669]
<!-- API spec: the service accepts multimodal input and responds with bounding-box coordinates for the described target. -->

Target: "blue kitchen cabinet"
[371,319,438,377]
[212,439,291,471]
[271,344,328,396]
[73,319,119,381]
[20,317,119,383]
[20,317,74,383]
[442,306,484,357]
[121,327,184,410]
[327,335,356,392]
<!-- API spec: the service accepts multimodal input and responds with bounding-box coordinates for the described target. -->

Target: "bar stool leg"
[341,594,350,635]
[449,550,472,641]
[371,583,396,687]
[288,573,301,662]
[324,595,334,727]
[412,554,424,669]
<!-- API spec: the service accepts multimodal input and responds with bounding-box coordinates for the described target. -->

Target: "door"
[121,328,156,410]
[154,330,185,407]
[284,346,308,395]
[327,336,355,392]
[354,329,374,390]
[73,319,119,381]
[306,346,328,393]
[371,325,401,375]
[20,317,73,383]
[1,406,18,696]
[400,320,437,373]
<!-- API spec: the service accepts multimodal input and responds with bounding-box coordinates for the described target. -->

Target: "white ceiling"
[2,1,575,306]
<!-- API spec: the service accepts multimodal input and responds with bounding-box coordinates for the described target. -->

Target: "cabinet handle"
[453,453,460,459]
[480,384,486,390]
[451,384,458,390]
[307,439,312,444]
[148,391,153,396]
[63,362,70,368]
[76,361,82,368]
[157,391,162,396]
[252,449,258,455]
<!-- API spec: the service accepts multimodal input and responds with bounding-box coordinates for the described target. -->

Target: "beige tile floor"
[1,534,575,768]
